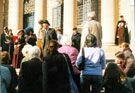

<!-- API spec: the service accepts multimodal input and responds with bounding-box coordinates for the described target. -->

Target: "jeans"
[80,75,103,93]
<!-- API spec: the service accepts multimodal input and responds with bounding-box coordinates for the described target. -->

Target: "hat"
[72,27,77,30]
[17,30,24,34]
[38,19,44,24]
[24,27,33,32]
[42,20,50,26]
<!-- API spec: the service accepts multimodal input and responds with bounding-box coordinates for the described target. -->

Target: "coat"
[42,28,57,57]
[12,36,26,68]
[123,48,134,59]
[18,58,42,93]
[58,45,80,74]
[81,20,102,48]
[124,58,135,78]
[42,53,74,93]
[1,33,14,64]
[115,20,129,45]
[71,33,81,51]
[26,34,37,46]
[1,33,9,51]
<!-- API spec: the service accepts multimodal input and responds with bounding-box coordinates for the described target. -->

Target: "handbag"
[78,48,85,70]
[63,54,79,93]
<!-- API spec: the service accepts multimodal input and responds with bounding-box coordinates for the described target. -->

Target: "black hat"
[72,27,77,30]
[42,20,50,26]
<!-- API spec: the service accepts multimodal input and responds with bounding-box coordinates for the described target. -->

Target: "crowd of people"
[1,11,135,93]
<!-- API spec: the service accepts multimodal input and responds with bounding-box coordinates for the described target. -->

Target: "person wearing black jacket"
[25,27,37,46]
[42,40,74,93]
[18,46,42,93]
[115,15,129,45]
[71,28,81,51]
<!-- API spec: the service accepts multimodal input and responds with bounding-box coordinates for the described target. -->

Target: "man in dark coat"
[42,20,57,57]
[115,15,129,45]
[18,46,42,93]
[71,28,81,51]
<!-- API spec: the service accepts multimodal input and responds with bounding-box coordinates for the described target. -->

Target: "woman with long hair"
[104,62,135,93]
[58,34,80,91]
[42,40,74,93]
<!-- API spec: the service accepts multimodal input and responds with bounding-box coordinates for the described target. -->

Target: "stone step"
[102,45,120,61]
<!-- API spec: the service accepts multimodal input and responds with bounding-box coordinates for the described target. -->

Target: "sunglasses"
[49,45,55,48]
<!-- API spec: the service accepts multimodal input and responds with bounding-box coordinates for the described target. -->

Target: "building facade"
[0,0,135,56]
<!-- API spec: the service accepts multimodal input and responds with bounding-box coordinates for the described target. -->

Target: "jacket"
[81,20,102,48]
[18,58,42,93]
[42,53,74,93]
[42,28,57,57]
[58,45,80,74]
[76,47,106,76]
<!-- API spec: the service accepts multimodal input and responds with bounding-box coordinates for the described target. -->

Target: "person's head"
[120,15,124,20]
[72,27,78,34]
[42,20,50,30]
[38,19,44,27]
[1,51,11,64]
[56,29,61,34]
[22,44,32,57]
[38,19,44,24]
[60,34,72,46]
[120,42,129,50]
[17,30,24,38]
[8,29,13,35]
[104,62,126,85]
[84,34,97,47]
[28,46,41,59]
[87,11,96,20]
[115,51,125,64]
[25,27,34,35]
[47,40,59,56]
[4,26,8,33]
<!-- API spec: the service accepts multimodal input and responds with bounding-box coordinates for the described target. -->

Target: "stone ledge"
[102,44,119,60]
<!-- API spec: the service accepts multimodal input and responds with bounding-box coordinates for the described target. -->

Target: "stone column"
[130,4,135,56]
[101,0,116,45]
[0,0,4,35]
[34,0,47,36]
[101,0,120,60]
[63,0,77,36]
[8,0,23,36]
